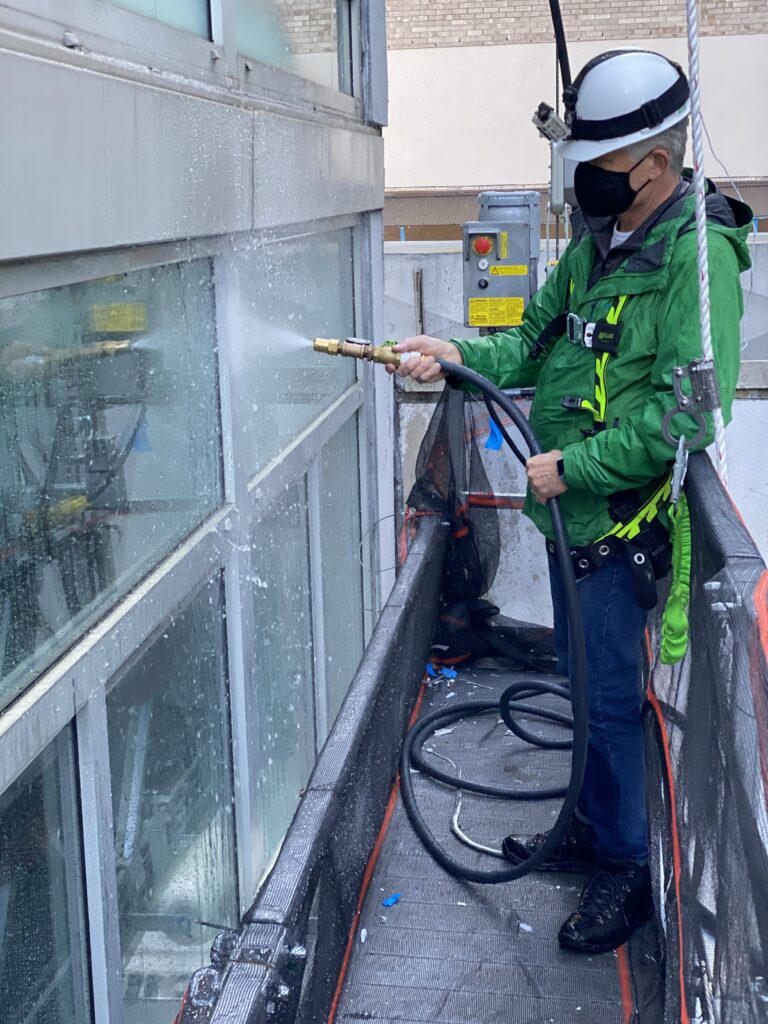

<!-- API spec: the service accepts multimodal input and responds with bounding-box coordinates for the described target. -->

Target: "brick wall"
[269,0,337,55]
[386,0,768,49]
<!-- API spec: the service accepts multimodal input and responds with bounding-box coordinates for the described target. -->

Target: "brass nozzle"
[313,337,402,367]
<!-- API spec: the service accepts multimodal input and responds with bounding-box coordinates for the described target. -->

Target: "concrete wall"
[386,240,768,627]
[384,35,768,188]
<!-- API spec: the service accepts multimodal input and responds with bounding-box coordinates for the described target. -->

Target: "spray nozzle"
[313,337,413,367]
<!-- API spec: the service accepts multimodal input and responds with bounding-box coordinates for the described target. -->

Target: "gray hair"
[623,117,688,175]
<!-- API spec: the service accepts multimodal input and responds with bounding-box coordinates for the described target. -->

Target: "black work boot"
[558,862,654,954]
[501,816,599,872]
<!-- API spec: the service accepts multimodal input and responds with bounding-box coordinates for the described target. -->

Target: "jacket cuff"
[561,442,591,490]
[448,337,474,368]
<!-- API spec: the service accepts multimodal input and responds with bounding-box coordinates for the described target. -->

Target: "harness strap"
[528,280,576,361]
[545,473,674,609]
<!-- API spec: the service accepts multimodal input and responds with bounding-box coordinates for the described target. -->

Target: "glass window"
[317,416,364,737]
[0,259,222,713]
[233,228,356,477]
[109,0,210,37]
[106,577,237,1022]
[0,731,91,1024]
[237,0,351,93]
[251,480,317,880]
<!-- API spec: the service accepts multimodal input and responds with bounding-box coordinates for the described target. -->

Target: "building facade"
[0,2,390,1022]
[384,0,768,201]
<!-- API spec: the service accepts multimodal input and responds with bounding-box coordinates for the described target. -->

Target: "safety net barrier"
[644,451,768,1023]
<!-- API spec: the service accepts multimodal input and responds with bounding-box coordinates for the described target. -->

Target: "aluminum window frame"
[0,208,384,1022]
[0,0,364,121]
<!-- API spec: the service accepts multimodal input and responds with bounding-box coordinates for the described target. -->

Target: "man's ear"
[649,147,670,179]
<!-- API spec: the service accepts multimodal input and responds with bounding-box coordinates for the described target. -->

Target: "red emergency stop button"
[472,235,493,256]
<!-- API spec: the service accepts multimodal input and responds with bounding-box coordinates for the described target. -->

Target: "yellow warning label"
[499,232,508,259]
[468,297,524,328]
[90,303,148,333]
[489,265,528,277]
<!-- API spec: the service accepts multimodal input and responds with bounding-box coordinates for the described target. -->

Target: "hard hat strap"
[569,71,689,142]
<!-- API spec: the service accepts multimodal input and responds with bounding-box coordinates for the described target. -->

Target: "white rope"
[686,0,728,485]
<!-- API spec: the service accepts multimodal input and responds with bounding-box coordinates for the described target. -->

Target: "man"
[392,49,752,954]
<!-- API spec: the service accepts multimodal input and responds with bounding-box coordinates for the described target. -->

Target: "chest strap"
[561,293,630,431]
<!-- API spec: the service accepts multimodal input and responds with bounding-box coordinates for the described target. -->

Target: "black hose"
[548,0,572,91]
[397,358,588,882]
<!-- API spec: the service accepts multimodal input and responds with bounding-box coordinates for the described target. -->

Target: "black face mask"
[574,155,652,218]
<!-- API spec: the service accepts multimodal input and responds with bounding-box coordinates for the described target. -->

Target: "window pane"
[251,480,316,880]
[109,0,210,37]
[106,578,237,1022]
[236,0,350,92]
[0,259,221,713]
[0,732,91,1024]
[233,228,356,476]
[318,416,364,737]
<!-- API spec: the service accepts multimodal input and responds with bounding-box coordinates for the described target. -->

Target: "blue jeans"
[548,548,649,864]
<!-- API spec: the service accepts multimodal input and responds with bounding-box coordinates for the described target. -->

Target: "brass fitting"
[45,339,134,364]
[314,337,403,367]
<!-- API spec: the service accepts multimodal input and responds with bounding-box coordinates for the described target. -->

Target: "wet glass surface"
[0,731,91,1023]
[232,229,356,477]
[236,0,350,92]
[318,415,364,737]
[251,480,317,881]
[0,260,222,714]
[109,0,210,37]
[106,577,237,1024]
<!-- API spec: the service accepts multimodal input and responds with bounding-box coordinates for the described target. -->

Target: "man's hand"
[526,450,567,504]
[387,336,463,383]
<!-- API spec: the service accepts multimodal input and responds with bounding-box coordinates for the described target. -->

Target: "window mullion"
[76,692,125,1024]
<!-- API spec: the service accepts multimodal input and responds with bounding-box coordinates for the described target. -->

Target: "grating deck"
[334,665,664,1023]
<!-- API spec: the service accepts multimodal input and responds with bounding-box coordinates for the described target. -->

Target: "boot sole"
[557,907,655,955]
[504,855,597,874]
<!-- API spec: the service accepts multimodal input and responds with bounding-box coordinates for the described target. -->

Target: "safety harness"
[534,289,673,608]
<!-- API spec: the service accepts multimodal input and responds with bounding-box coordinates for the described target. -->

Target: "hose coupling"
[313,337,410,367]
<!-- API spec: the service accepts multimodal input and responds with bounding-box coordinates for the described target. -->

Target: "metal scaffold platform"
[333,666,664,1024]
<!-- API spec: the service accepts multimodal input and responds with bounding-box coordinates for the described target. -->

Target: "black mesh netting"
[407,387,500,605]
[645,452,768,1023]
[405,387,556,672]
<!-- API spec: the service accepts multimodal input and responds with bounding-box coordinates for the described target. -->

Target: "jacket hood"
[578,173,753,284]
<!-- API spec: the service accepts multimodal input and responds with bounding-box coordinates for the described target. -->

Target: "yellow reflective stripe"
[592,294,628,424]
[577,398,600,417]
[599,474,673,542]
[593,352,610,424]
[605,294,628,326]
[569,279,575,297]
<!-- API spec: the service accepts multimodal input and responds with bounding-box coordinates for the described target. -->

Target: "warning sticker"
[499,232,509,259]
[468,297,524,328]
[489,265,528,277]
[90,303,148,333]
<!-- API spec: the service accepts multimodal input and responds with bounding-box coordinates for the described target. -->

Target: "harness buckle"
[670,434,689,506]
[566,312,585,345]
[660,358,721,449]
[561,395,584,410]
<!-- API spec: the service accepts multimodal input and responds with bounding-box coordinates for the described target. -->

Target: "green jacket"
[451,177,752,546]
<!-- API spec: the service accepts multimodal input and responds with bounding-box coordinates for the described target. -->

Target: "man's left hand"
[526,450,567,504]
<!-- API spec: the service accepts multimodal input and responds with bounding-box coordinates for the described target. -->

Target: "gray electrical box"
[462,190,540,331]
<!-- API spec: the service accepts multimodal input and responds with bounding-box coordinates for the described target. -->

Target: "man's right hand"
[387,336,463,383]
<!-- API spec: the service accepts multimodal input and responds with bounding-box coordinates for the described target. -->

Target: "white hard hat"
[557,49,690,163]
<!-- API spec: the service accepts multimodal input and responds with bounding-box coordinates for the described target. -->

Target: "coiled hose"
[398,358,589,882]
